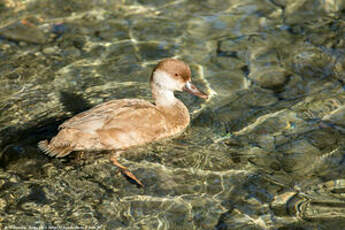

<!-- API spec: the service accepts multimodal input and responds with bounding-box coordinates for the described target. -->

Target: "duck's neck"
[152,83,190,130]
[151,82,190,131]
[151,83,178,107]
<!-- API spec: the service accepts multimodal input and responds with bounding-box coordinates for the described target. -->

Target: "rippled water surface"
[1,0,345,229]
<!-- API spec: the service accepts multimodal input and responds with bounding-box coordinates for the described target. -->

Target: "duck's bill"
[183,82,208,99]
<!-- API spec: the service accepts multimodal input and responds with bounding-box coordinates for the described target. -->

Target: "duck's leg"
[71,151,87,165]
[76,151,86,161]
[109,151,144,187]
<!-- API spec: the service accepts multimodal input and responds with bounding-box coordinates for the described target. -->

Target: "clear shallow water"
[1,0,345,229]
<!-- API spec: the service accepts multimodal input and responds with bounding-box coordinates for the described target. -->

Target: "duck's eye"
[174,73,178,77]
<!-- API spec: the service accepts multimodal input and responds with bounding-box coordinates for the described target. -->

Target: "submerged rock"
[249,66,289,90]
[42,46,60,55]
[0,19,47,44]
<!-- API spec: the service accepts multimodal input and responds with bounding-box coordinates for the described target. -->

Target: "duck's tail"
[38,140,72,158]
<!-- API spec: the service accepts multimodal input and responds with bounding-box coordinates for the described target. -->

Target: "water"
[1,0,345,229]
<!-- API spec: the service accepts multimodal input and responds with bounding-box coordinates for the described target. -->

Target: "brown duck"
[38,58,208,186]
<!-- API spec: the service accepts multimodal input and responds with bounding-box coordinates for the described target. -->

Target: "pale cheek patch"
[153,70,183,91]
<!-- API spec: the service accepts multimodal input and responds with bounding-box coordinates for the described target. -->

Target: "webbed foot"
[110,152,144,187]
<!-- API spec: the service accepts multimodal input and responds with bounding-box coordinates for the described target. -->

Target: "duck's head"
[150,59,208,100]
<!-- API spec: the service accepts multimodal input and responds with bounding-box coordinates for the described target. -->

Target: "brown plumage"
[38,58,208,186]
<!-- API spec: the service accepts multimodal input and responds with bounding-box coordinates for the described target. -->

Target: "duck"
[38,58,208,186]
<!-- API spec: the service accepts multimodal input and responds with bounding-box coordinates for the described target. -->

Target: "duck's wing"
[96,102,171,148]
[59,99,158,132]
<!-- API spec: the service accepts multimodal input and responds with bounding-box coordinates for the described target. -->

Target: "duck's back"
[60,99,159,131]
